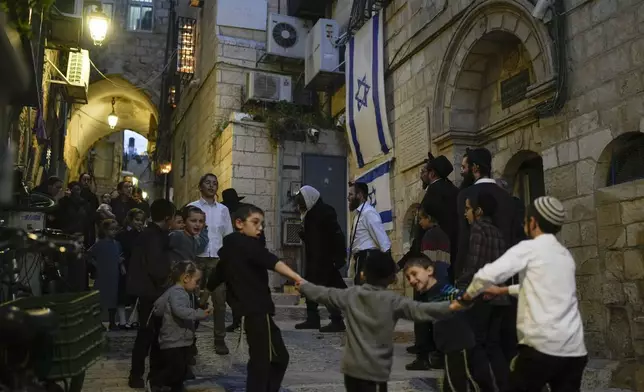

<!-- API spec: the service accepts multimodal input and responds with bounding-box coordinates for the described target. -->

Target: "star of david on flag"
[345,10,393,168]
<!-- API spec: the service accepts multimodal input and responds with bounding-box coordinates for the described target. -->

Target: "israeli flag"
[355,159,393,231]
[345,10,393,168]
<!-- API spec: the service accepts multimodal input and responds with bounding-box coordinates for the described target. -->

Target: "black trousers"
[344,375,388,392]
[305,267,346,322]
[130,297,163,383]
[465,301,508,392]
[353,250,384,286]
[500,297,518,361]
[152,347,190,392]
[413,289,436,359]
[443,350,479,392]
[244,314,289,392]
[509,345,588,392]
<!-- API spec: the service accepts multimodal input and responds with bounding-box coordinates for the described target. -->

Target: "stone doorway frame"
[431,0,558,153]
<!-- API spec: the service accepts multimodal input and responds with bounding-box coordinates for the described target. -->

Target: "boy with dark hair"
[462,191,510,391]
[169,206,209,263]
[298,252,452,392]
[404,254,477,391]
[453,196,587,391]
[210,204,302,392]
[405,206,451,371]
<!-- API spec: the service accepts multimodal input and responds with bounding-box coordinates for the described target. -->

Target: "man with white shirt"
[453,196,588,391]
[347,182,391,285]
[189,173,233,355]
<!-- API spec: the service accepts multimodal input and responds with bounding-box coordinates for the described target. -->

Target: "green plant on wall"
[1,0,54,36]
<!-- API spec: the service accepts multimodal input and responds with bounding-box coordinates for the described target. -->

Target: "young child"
[169,206,209,263]
[298,251,452,392]
[97,203,116,220]
[406,206,452,371]
[169,209,185,231]
[209,204,302,392]
[89,219,126,331]
[152,261,211,392]
[453,196,587,391]
[404,254,477,391]
[461,191,510,391]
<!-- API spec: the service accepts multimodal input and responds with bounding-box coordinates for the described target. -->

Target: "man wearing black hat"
[220,188,266,332]
[455,147,517,391]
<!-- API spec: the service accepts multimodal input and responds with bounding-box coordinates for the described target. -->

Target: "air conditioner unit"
[48,0,83,47]
[245,72,293,103]
[282,219,302,247]
[64,49,90,104]
[266,13,311,60]
[305,18,343,91]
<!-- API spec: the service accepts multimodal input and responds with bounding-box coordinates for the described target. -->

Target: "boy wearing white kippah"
[450,196,587,392]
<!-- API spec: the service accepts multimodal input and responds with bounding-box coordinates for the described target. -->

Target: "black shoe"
[406,345,420,354]
[319,321,346,333]
[405,358,431,371]
[429,353,445,369]
[184,367,196,380]
[295,319,321,330]
[225,323,240,333]
[128,376,145,389]
[214,340,229,355]
[108,323,119,331]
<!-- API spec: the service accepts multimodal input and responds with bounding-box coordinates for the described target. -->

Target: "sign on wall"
[216,0,268,31]
[397,107,430,172]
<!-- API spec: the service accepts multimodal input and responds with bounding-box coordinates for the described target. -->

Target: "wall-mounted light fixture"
[159,162,172,174]
[107,97,118,129]
[88,5,109,45]
[177,17,197,83]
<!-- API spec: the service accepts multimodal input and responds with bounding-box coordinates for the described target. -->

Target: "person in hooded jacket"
[293,185,348,333]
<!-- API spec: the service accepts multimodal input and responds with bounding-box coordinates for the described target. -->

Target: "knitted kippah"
[534,196,566,226]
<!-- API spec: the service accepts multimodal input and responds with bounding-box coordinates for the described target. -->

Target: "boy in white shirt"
[451,196,587,392]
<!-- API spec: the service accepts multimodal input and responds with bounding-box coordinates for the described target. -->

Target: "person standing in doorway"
[347,182,391,285]
[127,199,176,389]
[294,185,347,333]
[189,173,233,355]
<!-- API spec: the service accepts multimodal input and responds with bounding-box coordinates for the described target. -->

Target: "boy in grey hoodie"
[152,261,211,392]
[298,252,453,391]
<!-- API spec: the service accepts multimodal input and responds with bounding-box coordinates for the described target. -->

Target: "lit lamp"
[141,190,148,200]
[107,97,118,129]
[132,177,139,186]
[160,162,172,174]
[88,6,109,45]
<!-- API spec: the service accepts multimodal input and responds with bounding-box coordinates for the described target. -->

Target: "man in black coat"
[127,199,176,389]
[294,185,347,333]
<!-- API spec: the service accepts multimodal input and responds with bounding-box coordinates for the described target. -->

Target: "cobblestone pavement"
[85,320,628,392]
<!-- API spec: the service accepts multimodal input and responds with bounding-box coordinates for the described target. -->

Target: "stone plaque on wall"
[397,107,430,172]
[501,69,530,109]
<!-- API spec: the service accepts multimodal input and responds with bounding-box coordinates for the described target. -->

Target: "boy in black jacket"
[208,204,302,392]
[404,254,478,392]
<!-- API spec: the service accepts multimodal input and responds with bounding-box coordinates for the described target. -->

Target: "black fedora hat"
[221,188,245,206]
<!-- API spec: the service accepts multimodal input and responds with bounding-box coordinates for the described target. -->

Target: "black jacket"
[111,197,138,227]
[53,196,89,235]
[422,281,475,353]
[127,222,171,299]
[413,179,459,258]
[211,232,279,316]
[454,181,516,283]
[115,228,141,270]
[300,199,346,281]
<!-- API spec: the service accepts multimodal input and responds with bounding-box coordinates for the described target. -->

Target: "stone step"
[286,378,439,392]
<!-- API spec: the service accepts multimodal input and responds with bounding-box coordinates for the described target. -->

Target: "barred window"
[607,133,644,186]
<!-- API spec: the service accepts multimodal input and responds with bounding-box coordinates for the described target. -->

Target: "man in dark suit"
[455,147,517,391]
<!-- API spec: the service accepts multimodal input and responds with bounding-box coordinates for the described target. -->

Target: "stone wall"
[335,0,644,379]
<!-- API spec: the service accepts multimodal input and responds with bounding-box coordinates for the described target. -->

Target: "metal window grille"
[177,17,197,83]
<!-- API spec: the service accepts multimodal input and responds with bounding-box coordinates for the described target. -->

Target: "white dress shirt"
[351,202,391,254]
[189,198,234,258]
[466,234,587,357]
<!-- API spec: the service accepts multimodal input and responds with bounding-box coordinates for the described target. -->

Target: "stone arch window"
[128,0,154,32]
[595,132,644,188]
[503,150,545,207]
[180,142,187,178]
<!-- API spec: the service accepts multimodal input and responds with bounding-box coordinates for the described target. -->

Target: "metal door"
[301,153,348,237]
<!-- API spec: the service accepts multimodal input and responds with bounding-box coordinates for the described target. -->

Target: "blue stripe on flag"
[356,160,391,184]
[380,210,393,224]
[347,37,365,168]
[371,12,389,155]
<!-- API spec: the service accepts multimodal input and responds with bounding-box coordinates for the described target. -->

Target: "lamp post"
[87,6,109,45]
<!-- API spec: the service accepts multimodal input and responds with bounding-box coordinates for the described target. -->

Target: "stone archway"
[432,0,557,154]
[64,76,159,177]
[503,149,545,207]
[594,131,644,190]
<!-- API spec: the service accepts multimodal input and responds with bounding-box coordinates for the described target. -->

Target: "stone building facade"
[326,0,644,387]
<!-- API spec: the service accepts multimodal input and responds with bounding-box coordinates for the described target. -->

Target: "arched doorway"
[504,150,545,208]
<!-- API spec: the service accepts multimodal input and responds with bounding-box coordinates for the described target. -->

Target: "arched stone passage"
[64,76,159,176]
[402,203,421,254]
[503,149,545,207]
[432,0,557,145]
[594,131,644,190]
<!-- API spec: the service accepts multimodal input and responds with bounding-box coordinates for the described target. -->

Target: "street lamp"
[107,97,118,129]
[132,177,139,186]
[88,6,109,46]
